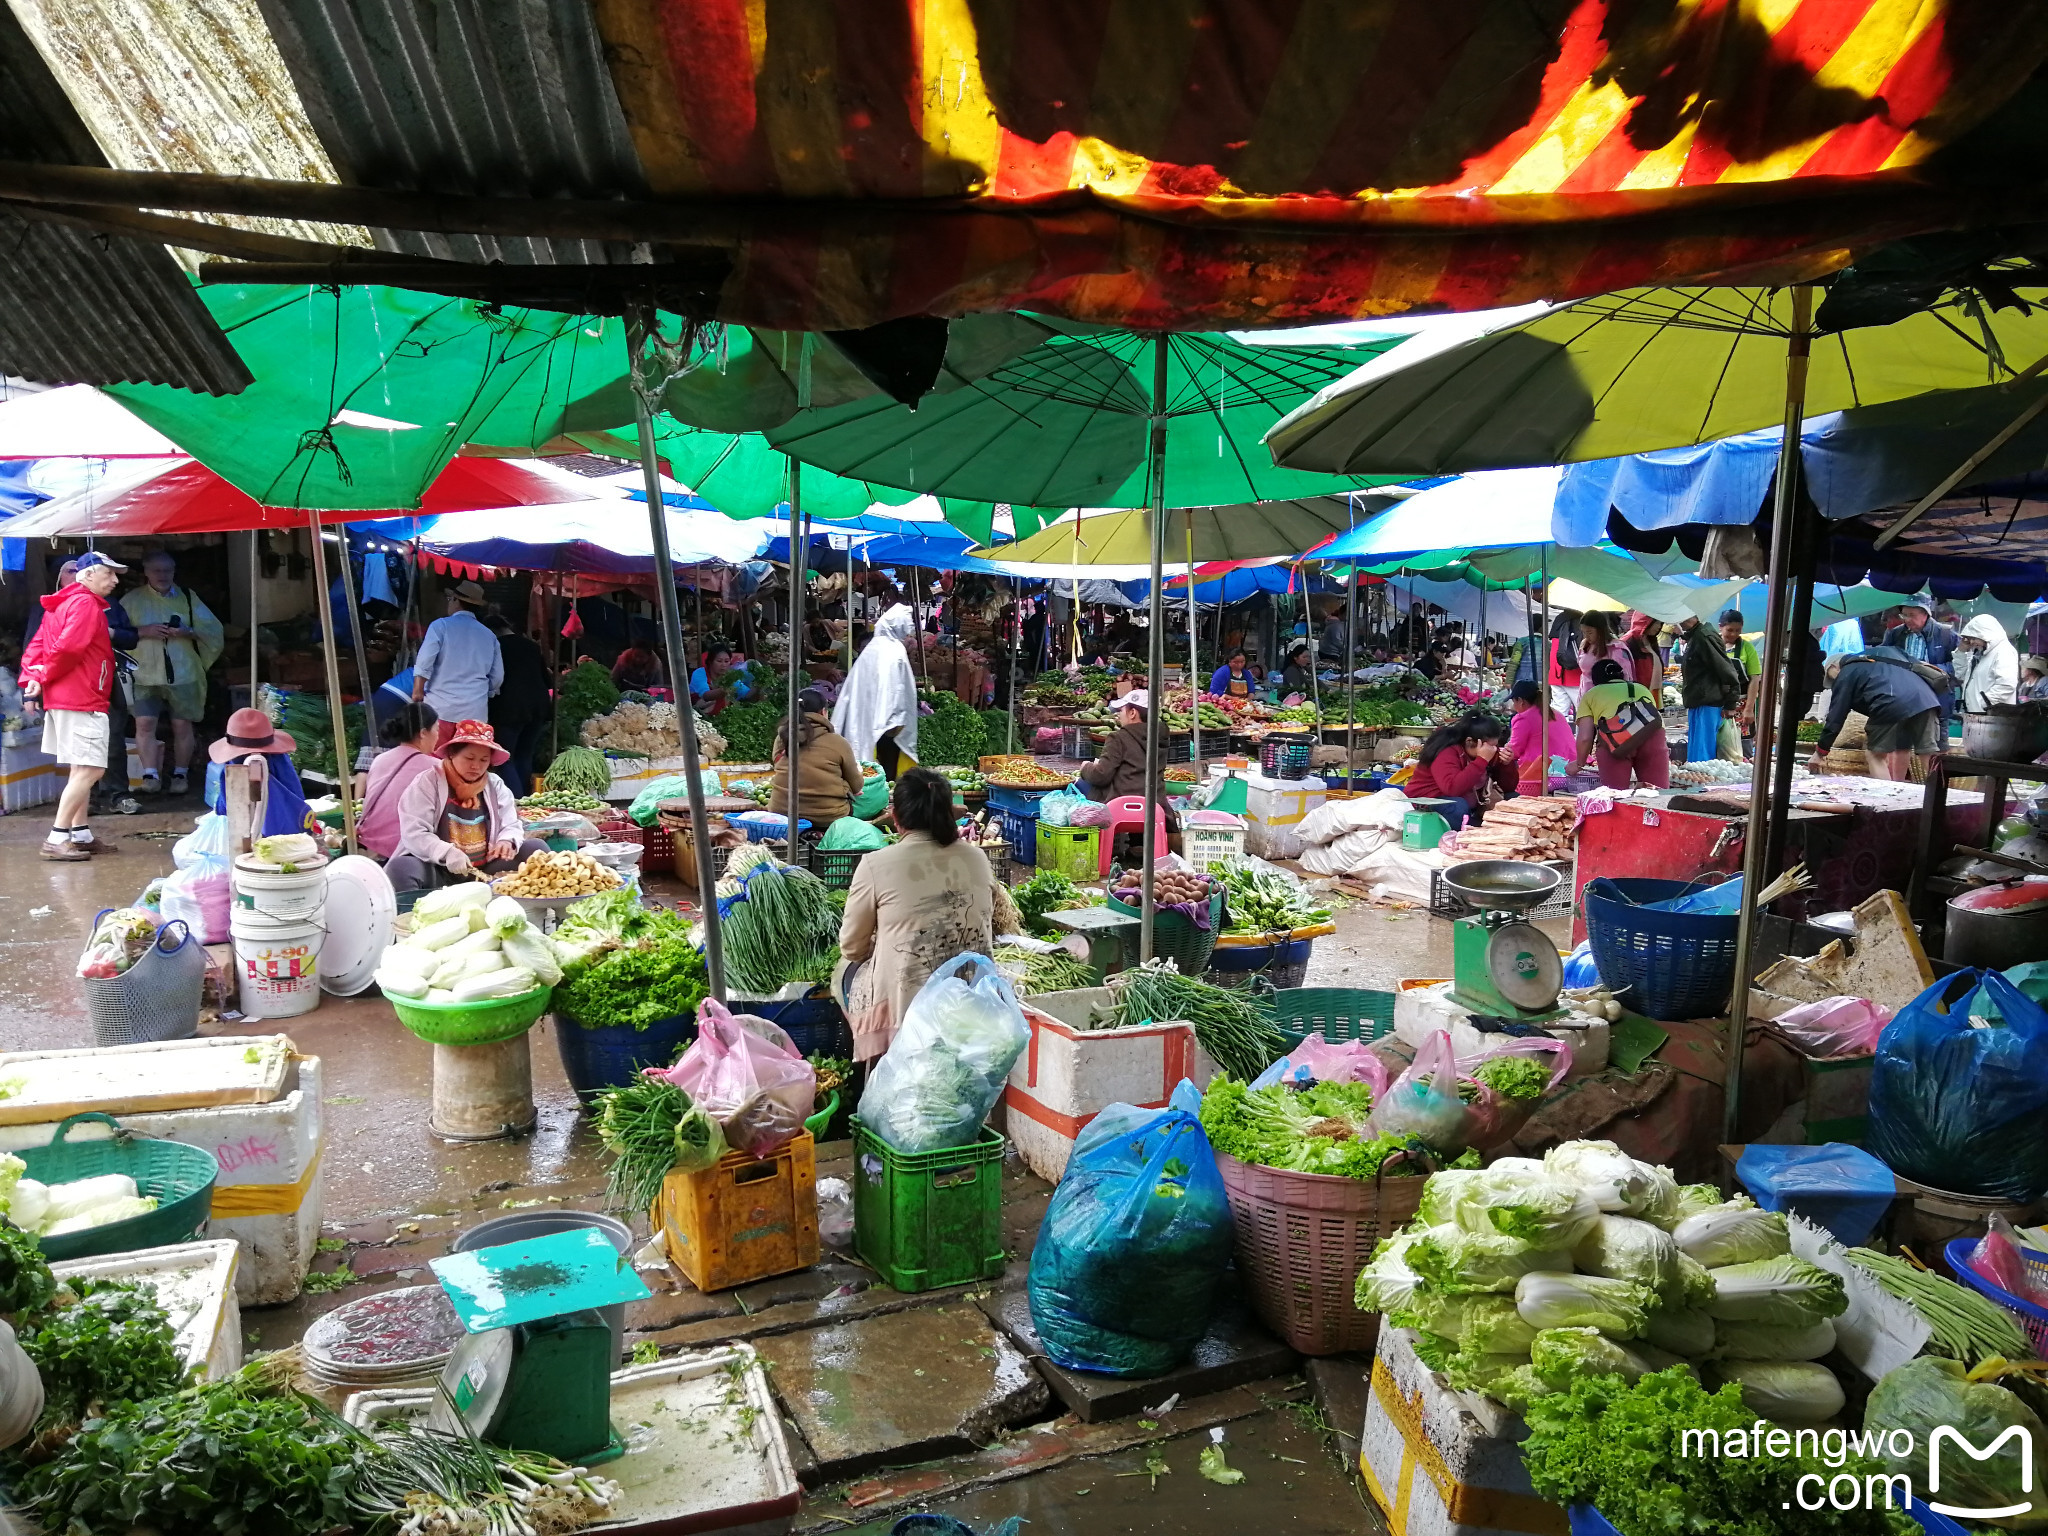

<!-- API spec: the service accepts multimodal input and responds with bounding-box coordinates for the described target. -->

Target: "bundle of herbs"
[716,845,840,993]
[1209,858,1332,935]
[1109,960,1288,1082]
[17,1278,189,1446]
[594,1076,724,1212]
[1013,869,1086,933]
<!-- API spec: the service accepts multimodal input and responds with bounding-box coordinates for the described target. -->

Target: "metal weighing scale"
[1442,861,1567,1024]
[426,1227,651,1466]
[1044,905,1142,982]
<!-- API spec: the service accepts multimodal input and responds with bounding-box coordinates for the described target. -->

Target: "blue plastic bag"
[1560,941,1599,989]
[1868,970,2048,1201]
[1646,876,1742,915]
[1027,1080,1234,1377]
[1736,1142,1895,1247]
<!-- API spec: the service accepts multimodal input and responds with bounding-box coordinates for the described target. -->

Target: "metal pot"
[1944,881,2048,969]
[1961,705,2048,762]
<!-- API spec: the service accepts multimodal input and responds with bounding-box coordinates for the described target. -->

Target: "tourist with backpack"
[1569,658,1670,790]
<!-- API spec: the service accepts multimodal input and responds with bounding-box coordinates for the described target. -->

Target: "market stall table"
[1572,776,1990,943]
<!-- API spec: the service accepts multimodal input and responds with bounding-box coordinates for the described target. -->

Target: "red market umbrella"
[2,453,595,537]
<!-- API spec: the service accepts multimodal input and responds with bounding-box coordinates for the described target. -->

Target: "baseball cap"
[73,551,127,574]
[1122,689,1150,712]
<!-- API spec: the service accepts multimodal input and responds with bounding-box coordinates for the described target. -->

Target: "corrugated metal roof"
[6,0,367,249]
[0,6,250,394]
[251,0,646,266]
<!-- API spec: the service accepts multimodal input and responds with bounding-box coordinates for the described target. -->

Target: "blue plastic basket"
[1574,1500,1965,1536]
[987,784,1055,816]
[732,815,812,844]
[746,990,856,1061]
[1946,1238,2048,1357]
[993,803,1038,866]
[1582,876,1740,1021]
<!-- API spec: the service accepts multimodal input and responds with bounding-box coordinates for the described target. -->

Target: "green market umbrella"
[107,284,639,510]
[746,324,1406,959]
[1264,284,2048,477]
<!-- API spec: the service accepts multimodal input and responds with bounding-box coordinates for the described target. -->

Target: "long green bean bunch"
[1842,1247,2029,1365]
[1110,959,1288,1082]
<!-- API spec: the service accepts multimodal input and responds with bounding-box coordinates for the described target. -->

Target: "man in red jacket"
[20,551,125,861]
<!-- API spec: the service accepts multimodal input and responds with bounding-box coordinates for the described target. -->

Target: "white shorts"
[42,709,109,767]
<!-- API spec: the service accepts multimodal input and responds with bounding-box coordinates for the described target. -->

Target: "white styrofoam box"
[1790,1214,1930,1380]
[1393,981,1609,1080]
[606,754,695,799]
[1003,995,1211,1183]
[0,1056,325,1305]
[1244,779,1325,861]
[53,1239,242,1382]
[1,729,58,811]
[1360,1325,1568,1536]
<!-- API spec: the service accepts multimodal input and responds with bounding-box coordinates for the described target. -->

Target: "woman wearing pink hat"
[386,720,546,892]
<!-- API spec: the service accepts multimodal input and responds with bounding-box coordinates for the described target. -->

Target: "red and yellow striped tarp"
[591,0,2048,328]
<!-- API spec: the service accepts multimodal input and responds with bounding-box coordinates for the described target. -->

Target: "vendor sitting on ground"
[1277,642,1316,699]
[386,720,547,892]
[1403,712,1515,828]
[358,703,440,860]
[837,766,995,1063]
[1817,651,1942,782]
[1501,680,1576,794]
[770,687,865,830]
[1569,658,1671,791]
[1076,689,1182,854]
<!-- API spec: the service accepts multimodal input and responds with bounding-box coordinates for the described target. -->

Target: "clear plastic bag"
[816,1176,854,1249]
[856,952,1029,1154]
[1036,787,1089,828]
[1370,1031,1472,1153]
[1769,995,1890,1060]
[663,999,816,1157]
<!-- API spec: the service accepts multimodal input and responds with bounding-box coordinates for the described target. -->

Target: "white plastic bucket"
[231,856,329,923]
[230,911,324,1019]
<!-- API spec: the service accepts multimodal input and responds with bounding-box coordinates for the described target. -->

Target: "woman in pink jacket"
[357,703,442,861]
[1501,680,1576,793]
[384,720,547,892]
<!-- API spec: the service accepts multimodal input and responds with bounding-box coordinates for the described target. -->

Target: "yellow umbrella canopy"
[970,496,1384,574]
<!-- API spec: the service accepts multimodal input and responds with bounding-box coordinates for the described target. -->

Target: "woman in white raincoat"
[1956,613,2020,712]
[832,604,920,778]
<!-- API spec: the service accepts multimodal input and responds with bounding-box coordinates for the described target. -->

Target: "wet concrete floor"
[0,798,1536,1534]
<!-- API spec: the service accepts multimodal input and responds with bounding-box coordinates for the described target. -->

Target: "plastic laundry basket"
[21,1112,218,1262]
[1582,877,1740,1020]
[1946,1238,2048,1357]
[1108,888,1224,976]
[1259,987,1397,1056]
[83,918,204,1047]
[1215,1150,1428,1355]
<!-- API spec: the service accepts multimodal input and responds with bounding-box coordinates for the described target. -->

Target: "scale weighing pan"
[429,1227,651,1334]
[1442,859,1562,912]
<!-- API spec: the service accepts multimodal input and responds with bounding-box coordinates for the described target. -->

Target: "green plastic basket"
[851,1117,1006,1294]
[388,984,554,1046]
[1034,823,1101,882]
[1107,888,1224,977]
[1258,987,1398,1055]
[20,1113,218,1262]
[804,1091,839,1142]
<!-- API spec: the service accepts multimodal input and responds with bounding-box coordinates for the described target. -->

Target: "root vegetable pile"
[1448,797,1576,863]
[1113,869,1212,907]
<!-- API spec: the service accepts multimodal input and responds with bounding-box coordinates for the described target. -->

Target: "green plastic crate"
[851,1118,1005,1294]
[1258,987,1397,1055]
[1034,823,1101,882]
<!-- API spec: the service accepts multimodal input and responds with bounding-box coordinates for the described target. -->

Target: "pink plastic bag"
[662,999,817,1157]
[1771,996,1891,1060]
[1288,1033,1392,1099]
[1967,1214,2048,1307]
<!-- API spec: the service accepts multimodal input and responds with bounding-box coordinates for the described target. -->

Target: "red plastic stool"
[1098,796,1170,876]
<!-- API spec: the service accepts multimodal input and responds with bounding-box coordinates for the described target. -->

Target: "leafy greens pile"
[1520,1368,1914,1536]
[558,661,622,742]
[915,696,987,767]
[1210,858,1332,935]
[1013,869,1083,933]
[18,1278,189,1440]
[1199,1077,1463,1180]
[1470,1055,1548,1102]
[550,892,710,1030]
[713,701,781,763]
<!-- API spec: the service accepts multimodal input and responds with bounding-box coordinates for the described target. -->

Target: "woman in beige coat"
[838,767,994,1062]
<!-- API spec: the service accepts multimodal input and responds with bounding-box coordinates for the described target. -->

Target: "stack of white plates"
[299,1284,464,1406]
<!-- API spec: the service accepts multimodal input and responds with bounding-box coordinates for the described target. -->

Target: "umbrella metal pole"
[1344,566,1358,771]
[1723,284,1814,1147]
[247,530,260,700]
[1007,579,1018,754]
[333,526,377,769]
[629,302,725,1000]
[1539,552,1552,756]
[304,512,358,856]
[1185,510,1200,765]
[1766,508,1819,876]
[785,460,806,862]
[1140,335,1168,964]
